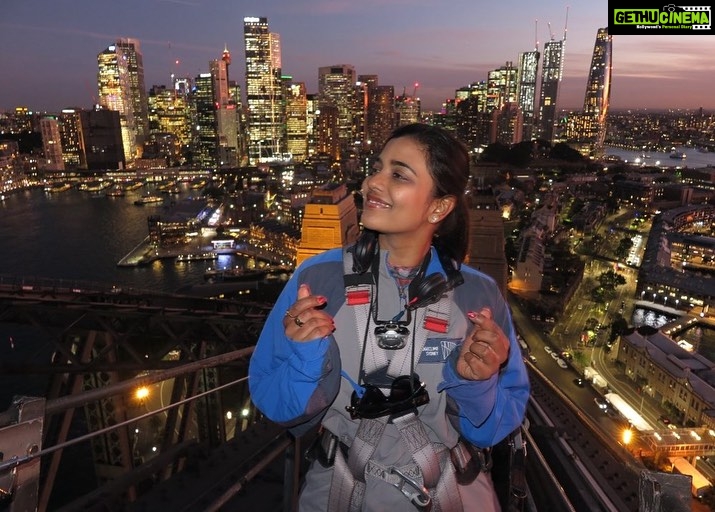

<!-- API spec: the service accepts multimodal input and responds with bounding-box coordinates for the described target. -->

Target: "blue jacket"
[249,246,529,449]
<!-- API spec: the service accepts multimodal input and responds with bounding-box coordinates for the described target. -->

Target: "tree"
[550,143,585,162]
[479,142,511,163]
[614,237,634,260]
[609,317,630,341]
[598,270,626,289]
[507,141,534,167]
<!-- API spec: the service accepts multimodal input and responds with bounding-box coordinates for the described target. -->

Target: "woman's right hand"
[283,284,335,341]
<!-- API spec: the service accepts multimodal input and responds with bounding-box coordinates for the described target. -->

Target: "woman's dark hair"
[384,123,470,263]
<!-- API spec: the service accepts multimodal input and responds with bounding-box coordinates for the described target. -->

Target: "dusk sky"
[1,0,714,114]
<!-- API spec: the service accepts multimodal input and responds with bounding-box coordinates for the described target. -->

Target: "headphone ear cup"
[407,273,447,310]
[352,230,378,273]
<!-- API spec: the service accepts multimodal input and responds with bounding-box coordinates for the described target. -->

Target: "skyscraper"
[358,75,394,153]
[318,64,358,158]
[244,17,285,164]
[211,48,239,166]
[79,106,125,170]
[395,85,421,127]
[487,62,521,144]
[487,62,518,113]
[40,116,64,171]
[517,48,540,141]
[284,79,308,162]
[579,28,612,158]
[537,23,567,144]
[115,38,149,151]
[97,39,148,165]
[59,108,86,170]
[98,44,134,164]
[193,73,218,168]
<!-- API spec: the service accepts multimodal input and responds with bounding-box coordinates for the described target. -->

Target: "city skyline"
[1,0,714,114]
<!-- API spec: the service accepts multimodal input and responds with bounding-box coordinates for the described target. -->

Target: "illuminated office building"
[454,81,490,149]
[306,94,319,158]
[244,17,285,164]
[98,44,134,164]
[211,48,239,167]
[39,116,64,171]
[488,62,521,144]
[59,108,86,169]
[319,64,358,158]
[359,75,394,152]
[146,85,188,165]
[193,73,218,168]
[578,28,612,158]
[395,89,421,127]
[487,62,518,113]
[97,39,148,165]
[538,34,566,143]
[147,83,192,161]
[517,49,540,141]
[285,79,308,162]
[115,38,149,151]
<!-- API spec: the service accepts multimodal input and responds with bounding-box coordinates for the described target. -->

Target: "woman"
[249,123,530,511]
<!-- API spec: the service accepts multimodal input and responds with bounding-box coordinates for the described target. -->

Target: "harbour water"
[0,186,240,294]
[604,146,715,169]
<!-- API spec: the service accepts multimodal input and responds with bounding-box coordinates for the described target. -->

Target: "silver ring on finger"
[285,310,297,319]
[294,316,305,327]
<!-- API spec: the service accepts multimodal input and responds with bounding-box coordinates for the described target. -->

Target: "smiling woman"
[249,123,530,511]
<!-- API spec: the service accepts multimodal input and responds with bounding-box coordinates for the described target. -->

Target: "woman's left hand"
[455,308,510,381]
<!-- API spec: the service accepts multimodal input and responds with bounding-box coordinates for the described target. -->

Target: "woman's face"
[361,136,442,239]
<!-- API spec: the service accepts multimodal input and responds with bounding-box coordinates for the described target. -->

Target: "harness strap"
[328,413,465,512]
[328,446,363,512]
[392,412,441,488]
[348,417,386,480]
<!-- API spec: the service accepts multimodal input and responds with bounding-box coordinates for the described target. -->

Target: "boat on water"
[669,150,687,160]
[105,185,126,197]
[124,180,145,191]
[204,267,268,282]
[79,180,112,192]
[176,252,218,263]
[44,182,72,193]
[134,194,164,205]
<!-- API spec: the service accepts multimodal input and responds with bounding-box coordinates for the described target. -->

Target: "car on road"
[594,397,608,410]
[573,378,585,387]
[528,354,538,364]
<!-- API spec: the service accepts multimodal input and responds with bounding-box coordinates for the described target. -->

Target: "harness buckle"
[305,428,340,468]
[389,466,431,509]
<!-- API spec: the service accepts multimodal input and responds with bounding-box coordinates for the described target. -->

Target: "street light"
[623,428,633,446]
[135,386,150,402]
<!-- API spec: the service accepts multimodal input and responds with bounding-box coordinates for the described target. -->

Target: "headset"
[350,229,464,312]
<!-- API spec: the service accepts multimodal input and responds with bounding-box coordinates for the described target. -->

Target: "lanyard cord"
[357,287,373,387]
[356,250,422,392]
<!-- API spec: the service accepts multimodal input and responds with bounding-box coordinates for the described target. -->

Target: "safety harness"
[316,250,489,511]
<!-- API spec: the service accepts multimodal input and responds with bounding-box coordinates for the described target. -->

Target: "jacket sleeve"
[438,289,530,448]
[248,273,342,435]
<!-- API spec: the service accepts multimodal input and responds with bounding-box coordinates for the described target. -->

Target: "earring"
[429,215,438,223]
